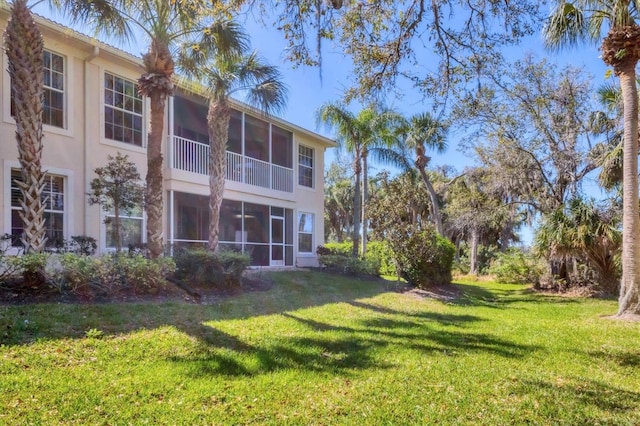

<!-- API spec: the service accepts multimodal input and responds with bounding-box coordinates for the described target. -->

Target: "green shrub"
[118,255,176,293]
[318,253,380,276]
[50,253,175,295]
[10,253,49,287]
[388,226,455,288]
[488,249,543,284]
[365,241,396,276]
[321,242,353,256]
[173,248,250,288]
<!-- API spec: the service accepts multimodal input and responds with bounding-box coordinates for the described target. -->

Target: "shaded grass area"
[1,271,639,424]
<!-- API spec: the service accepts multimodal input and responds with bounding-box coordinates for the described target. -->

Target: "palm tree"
[180,36,287,251]
[544,1,640,315]
[59,0,243,258]
[3,0,47,256]
[398,113,448,236]
[317,105,399,257]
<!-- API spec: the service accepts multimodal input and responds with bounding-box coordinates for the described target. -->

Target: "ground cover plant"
[1,271,639,424]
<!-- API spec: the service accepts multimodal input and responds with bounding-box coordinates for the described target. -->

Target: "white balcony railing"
[170,136,293,193]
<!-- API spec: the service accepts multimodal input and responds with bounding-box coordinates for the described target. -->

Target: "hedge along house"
[0,7,336,267]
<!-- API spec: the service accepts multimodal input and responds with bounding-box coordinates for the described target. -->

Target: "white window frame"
[42,50,66,129]
[3,161,74,254]
[298,144,314,188]
[103,72,145,148]
[297,212,314,255]
[102,204,145,252]
[3,49,74,136]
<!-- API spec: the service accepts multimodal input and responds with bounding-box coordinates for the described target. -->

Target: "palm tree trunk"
[417,166,444,236]
[207,100,230,252]
[618,65,640,315]
[470,227,479,275]
[146,91,166,258]
[352,149,362,258]
[138,39,174,259]
[4,0,47,256]
[361,149,368,257]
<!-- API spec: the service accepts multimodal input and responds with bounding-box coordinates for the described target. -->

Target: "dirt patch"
[404,283,462,302]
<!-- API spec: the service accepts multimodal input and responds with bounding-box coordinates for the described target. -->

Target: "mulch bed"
[0,275,274,306]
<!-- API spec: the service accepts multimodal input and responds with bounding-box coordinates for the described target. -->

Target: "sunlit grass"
[1,271,638,424]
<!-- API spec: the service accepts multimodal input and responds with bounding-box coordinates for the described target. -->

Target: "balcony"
[169,136,294,193]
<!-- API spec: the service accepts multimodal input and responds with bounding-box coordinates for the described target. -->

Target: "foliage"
[236,1,545,101]
[390,225,455,288]
[534,198,621,294]
[44,236,98,256]
[365,241,396,276]
[49,254,175,296]
[173,248,250,288]
[0,234,21,283]
[488,248,544,285]
[318,241,393,276]
[324,159,354,242]
[456,56,600,217]
[317,253,380,276]
[9,252,48,287]
[88,153,143,252]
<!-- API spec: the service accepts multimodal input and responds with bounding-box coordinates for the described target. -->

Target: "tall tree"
[544,0,640,315]
[180,29,287,251]
[317,105,398,257]
[3,0,47,255]
[58,0,241,258]
[397,112,448,235]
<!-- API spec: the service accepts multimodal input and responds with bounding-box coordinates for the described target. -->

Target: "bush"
[317,253,380,276]
[10,253,49,287]
[49,253,175,295]
[388,226,455,289]
[320,242,352,256]
[173,248,250,288]
[365,241,396,276]
[488,249,543,284]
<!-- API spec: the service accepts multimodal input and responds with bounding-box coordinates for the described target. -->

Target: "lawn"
[1,271,639,425]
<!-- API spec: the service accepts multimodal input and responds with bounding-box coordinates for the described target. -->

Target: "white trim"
[3,160,74,254]
[100,70,148,151]
[2,48,75,138]
[297,211,315,255]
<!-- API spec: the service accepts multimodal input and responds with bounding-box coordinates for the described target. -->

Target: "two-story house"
[0,7,336,267]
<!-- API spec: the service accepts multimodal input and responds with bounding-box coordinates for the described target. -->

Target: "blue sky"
[34,3,611,176]
[33,4,613,244]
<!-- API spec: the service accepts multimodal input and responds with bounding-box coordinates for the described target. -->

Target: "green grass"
[1,271,639,425]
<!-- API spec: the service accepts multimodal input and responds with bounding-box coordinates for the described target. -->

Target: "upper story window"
[11,50,65,128]
[298,145,314,188]
[104,73,143,146]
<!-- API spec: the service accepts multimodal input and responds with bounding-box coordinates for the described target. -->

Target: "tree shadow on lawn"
[510,377,640,422]
[169,308,539,378]
[586,348,640,368]
[450,282,582,309]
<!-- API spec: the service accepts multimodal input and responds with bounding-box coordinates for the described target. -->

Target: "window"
[11,50,65,128]
[298,145,314,188]
[298,212,314,253]
[10,169,64,247]
[105,205,143,249]
[104,73,143,146]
